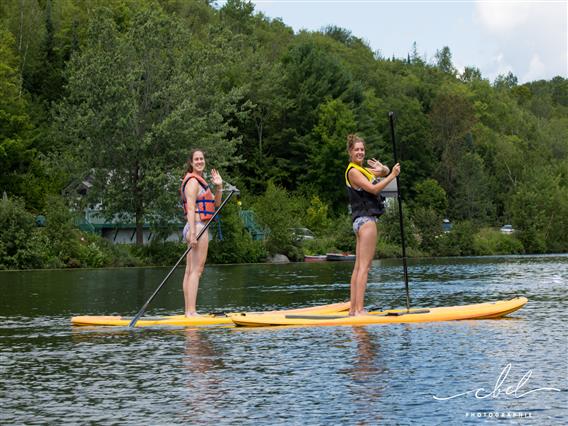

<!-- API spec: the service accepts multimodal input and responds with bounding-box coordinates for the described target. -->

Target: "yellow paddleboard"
[70,301,350,327]
[229,297,528,327]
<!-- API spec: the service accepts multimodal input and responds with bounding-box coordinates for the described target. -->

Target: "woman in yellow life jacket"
[345,134,400,316]
[180,149,223,317]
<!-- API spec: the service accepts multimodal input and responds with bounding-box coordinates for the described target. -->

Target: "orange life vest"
[180,172,216,221]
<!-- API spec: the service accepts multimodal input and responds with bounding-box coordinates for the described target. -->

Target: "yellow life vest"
[344,162,385,221]
[345,162,375,187]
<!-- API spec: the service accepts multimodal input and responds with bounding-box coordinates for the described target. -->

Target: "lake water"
[1,255,567,424]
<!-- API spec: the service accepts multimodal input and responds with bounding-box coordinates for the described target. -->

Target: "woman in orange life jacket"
[180,149,223,317]
[345,134,400,316]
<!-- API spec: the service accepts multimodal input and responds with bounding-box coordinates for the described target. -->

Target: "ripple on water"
[0,255,567,424]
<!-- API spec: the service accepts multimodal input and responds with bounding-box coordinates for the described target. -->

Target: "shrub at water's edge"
[0,197,40,269]
[207,202,267,264]
[0,196,138,269]
[473,228,525,255]
[0,191,560,270]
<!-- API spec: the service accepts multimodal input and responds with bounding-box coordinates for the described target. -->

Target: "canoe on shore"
[304,255,327,262]
[326,253,356,261]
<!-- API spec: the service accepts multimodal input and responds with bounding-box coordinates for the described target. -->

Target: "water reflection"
[183,328,224,372]
[349,327,383,381]
[70,326,132,343]
[182,328,224,420]
[1,255,566,424]
[341,327,388,424]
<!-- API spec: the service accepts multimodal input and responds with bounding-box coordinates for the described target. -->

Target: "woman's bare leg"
[350,221,377,316]
[182,225,209,316]
[349,234,362,316]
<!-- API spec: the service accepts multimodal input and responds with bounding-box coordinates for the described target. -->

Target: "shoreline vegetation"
[1,1,566,270]
[0,193,550,271]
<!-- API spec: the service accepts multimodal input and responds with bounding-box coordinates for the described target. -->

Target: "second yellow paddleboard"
[229,297,528,327]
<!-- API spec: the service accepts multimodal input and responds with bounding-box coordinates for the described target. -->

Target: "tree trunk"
[134,164,144,245]
[136,216,144,245]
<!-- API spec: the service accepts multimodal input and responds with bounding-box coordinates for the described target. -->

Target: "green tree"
[482,131,527,220]
[435,220,477,256]
[1,0,45,97]
[509,170,568,253]
[252,181,302,258]
[354,88,388,155]
[412,177,447,252]
[461,66,482,83]
[305,98,357,212]
[0,27,39,206]
[211,2,294,194]
[158,0,216,35]
[267,37,356,189]
[54,7,241,244]
[413,178,447,215]
[356,90,434,201]
[409,41,425,66]
[0,196,37,269]
[207,200,266,264]
[378,201,418,249]
[434,46,456,76]
[30,0,64,104]
[40,194,82,266]
[219,0,255,35]
[429,84,477,196]
[231,47,289,193]
[494,71,518,90]
[451,152,494,221]
[304,195,332,236]
[412,207,442,253]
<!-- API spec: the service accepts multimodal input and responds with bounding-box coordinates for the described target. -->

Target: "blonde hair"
[347,133,365,155]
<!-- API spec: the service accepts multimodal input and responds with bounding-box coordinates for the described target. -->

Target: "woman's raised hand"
[367,158,389,176]
[391,163,401,177]
[367,158,380,169]
[211,169,223,187]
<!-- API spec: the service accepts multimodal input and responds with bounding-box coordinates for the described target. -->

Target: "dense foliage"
[0,0,566,268]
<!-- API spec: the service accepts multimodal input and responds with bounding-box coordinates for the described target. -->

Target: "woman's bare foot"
[184,312,202,318]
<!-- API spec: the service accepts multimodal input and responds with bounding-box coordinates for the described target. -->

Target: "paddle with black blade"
[388,111,413,313]
[128,186,237,328]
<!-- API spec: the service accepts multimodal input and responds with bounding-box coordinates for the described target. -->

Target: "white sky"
[244,0,567,83]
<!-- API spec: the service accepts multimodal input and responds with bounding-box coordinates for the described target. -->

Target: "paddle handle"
[128,190,235,328]
[388,112,411,312]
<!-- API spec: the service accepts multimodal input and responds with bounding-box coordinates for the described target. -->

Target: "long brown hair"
[185,149,205,174]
